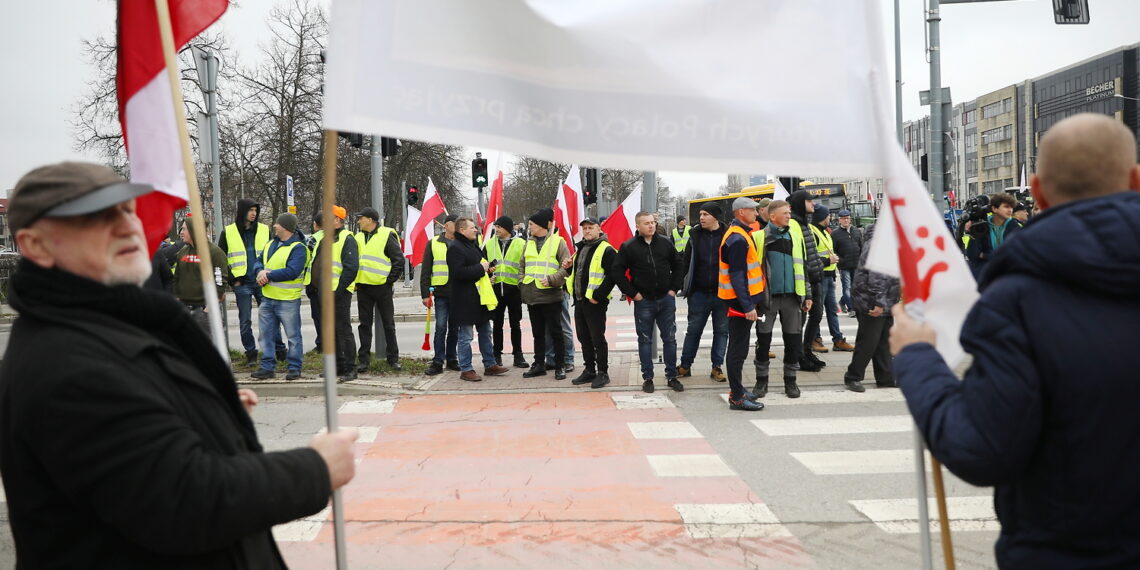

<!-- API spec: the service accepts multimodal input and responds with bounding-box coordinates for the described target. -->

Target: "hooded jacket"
[217,199,263,286]
[849,225,898,314]
[896,191,1140,568]
[787,190,823,283]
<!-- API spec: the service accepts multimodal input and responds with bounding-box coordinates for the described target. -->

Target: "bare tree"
[504,157,571,222]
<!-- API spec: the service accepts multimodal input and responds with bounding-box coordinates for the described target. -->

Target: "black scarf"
[9,260,261,451]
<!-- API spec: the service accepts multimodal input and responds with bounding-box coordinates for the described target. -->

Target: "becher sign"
[1086,79,1116,103]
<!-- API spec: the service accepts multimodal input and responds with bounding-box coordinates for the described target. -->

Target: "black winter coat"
[850,225,899,313]
[788,190,823,283]
[896,191,1140,568]
[611,233,683,300]
[832,225,863,271]
[0,261,330,569]
[446,232,492,326]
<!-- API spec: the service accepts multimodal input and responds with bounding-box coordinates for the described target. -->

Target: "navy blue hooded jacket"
[895,191,1140,568]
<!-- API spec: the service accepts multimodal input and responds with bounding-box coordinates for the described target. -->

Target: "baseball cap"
[579,217,600,226]
[837,209,852,217]
[355,207,380,221]
[9,162,154,232]
[332,205,347,220]
[731,197,759,211]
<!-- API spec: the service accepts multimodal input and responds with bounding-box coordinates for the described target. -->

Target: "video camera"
[955,194,991,246]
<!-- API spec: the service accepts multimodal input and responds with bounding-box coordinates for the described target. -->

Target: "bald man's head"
[1033,113,1140,207]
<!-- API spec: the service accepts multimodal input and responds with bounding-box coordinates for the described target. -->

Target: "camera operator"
[963,192,1022,279]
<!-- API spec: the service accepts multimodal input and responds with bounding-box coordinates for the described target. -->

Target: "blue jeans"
[432,296,459,365]
[258,297,302,371]
[235,281,283,354]
[458,321,496,371]
[680,290,728,368]
[820,275,844,341]
[634,295,678,380]
[839,269,854,312]
[545,292,575,366]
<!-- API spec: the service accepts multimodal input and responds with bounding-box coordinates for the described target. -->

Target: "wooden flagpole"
[931,456,956,569]
[318,130,348,569]
[153,0,227,360]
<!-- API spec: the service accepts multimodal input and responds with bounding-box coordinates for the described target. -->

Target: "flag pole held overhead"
[150,0,227,360]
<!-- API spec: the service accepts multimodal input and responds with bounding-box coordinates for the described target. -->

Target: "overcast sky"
[2,0,1137,195]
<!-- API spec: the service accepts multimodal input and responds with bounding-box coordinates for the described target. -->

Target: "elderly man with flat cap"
[0,162,356,568]
[354,206,405,372]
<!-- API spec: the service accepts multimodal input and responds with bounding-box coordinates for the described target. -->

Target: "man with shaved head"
[890,113,1140,567]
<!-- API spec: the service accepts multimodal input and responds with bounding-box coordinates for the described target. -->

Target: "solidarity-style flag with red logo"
[553,165,585,254]
[117,0,227,255]
[599,186,643,250]
[864,131,978,367]
[406,178,446,267]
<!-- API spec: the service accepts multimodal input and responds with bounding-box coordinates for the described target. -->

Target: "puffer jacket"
[850,224,899,313]
[896,191,1140,568]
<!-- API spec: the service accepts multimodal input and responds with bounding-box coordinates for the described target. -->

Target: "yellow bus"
[685,184,778,223]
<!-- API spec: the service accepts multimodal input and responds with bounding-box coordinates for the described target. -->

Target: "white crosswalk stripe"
[791,449,931,475]
[338,399,397,414]
[752,415,914,436]
[674,503,793,538]
[719,389,905,406]
[850,497,999,534]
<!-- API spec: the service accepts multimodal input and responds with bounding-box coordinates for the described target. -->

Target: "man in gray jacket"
[520,208,571,380]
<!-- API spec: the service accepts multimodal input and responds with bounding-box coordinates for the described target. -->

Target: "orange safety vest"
[717,224,765,300]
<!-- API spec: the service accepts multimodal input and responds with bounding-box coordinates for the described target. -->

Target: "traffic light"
[1054,0,1089,24]
[472,154,489,188]
[407,185,419,206]
[380,137,400,158]
[337,131,364,148]
[583,168,599,205]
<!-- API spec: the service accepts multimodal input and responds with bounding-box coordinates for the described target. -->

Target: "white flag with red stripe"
[406,178,446,267]
[553,165,585,254]
[599,186,642,249]
[117,0,227,255]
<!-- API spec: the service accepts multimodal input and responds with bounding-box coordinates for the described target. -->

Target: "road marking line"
[791,449,931,475]
[675,503,793,538]
[647,454,736,477]
[272,506,330,542]
[628,421,702,439]
[611,393,675,409]
[850,497,998,533]
[719,390,905,406]
[751,415,914,436]
[355,426,381,443]
[338,399,397,414]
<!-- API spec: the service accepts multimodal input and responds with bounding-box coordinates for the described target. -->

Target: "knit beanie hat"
[812,204,830,224]
[493,215,514,231]
[276,212,299,233]
[698,203,723,219]
[530,207,554,228]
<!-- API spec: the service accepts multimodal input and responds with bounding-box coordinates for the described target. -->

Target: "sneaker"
[522,364,547,378]
[742,391,761,402]
[676,365,691,378]
[844,380,866,393]
[798,358,824,373]
[554,366,567,380]
[833,340,855,352]
[446,360,461,372]
[460,370,483,382]
[563,363,575,374]
[244,350,259,367]
[571,369,598,385]
[729,398,765,411]
[642,379,655,393]
[424,362,444,376]
[285,370,301,381]
[484,364,510,376]
[784,379,800,399]
[848,310,857,318]
[810,338,829,353]
[250,368,275,379]
[545,362,556,371]
[806,351,828,367]
[513,354,529,369]
[667,378,684,392]
[709,366,726,382]
[590,373,611,389]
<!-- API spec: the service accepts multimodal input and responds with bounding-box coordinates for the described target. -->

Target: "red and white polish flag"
[406,178,446,267]
[117,0,228,255]
[599,185,643,250]
[482,170,504,243]
[553,165,585,254]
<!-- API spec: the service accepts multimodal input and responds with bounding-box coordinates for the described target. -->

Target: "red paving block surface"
[278,393,811,568]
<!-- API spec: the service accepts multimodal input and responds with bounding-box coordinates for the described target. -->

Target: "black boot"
[513,354,529,369]
[554,365,567,380]
[356,352,371,373]
[495,353,503,367]
[424,362,444,376]
[522,363,547,378]
[784,376,801,399]
[752,378,769,398]
[244,350,258,366]
[571,368,597,385]
[591,372,610,389]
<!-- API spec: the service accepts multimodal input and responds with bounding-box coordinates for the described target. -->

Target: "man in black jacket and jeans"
[831,209,862,316]
[678,203,729,381]
[612,211,684,393]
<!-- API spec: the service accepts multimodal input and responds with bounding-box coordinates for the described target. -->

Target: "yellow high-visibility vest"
[567,241,615,300]
[486,236,525,286]
[261,241,309,301]
[810,224,837,271]
[752,220,807,297]
[522,234,565,289]
[356,227,395,285]
[223,222,270,278]
[672,226,690,253]
[429,239,450,286]
[303,229,355,292]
